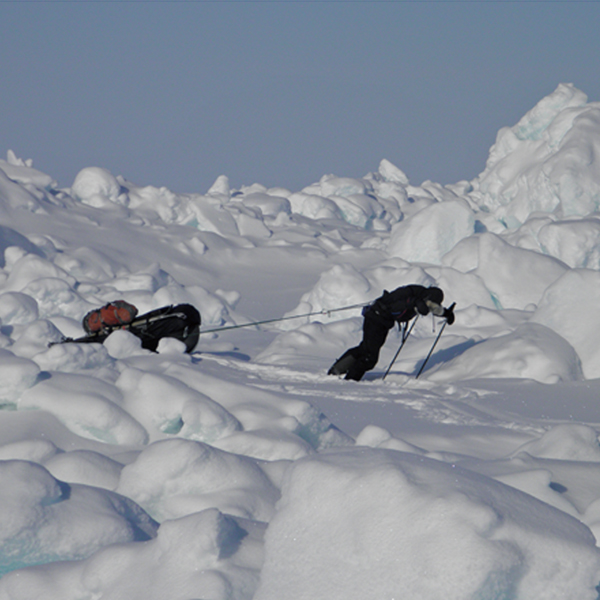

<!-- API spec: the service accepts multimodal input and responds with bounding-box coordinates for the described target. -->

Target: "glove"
[443,306,455,325]
[415,298,429,316]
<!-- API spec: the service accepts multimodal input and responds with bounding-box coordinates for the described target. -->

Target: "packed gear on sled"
[328,285,454,381]
[127,304,200,353]
[82,300,138,334]
[54,302,201,354]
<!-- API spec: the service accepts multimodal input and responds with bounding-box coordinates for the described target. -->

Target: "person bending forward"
[328,284,455,381]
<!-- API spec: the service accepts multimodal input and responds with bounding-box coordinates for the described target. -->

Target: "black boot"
[344,353,373,381]
[328,353,358,376]
[344,360,368,381]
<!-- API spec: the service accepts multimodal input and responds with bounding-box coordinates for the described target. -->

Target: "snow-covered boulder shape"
[287,192,341,220]
[255,448,600,600]
[0,292,38,325]
[537,217,600,269]
[471,83,600,226]
[71,167,125,207]
[0,168,48,213]
[207,174,230,197]
[387,199,475,264]
[299,175,386,228]
[115,367,241,443]
[317,174,368,199]
[0,460,158,577]
[329,194,384,229]
[512,424,600,462]
[426,323,583,384]
[0,150,57,189]
[366,159,409,212]
[0,508,260,600]
[443,232,568,309]
[43,449,124,490]
[19,371,148,446]
[116,438,280,523]
[0,226,42,269]
[241,192,291,219]
[279,263,371,329]
[0,349,41,404]
[378,158,409,185]
[530,269,600,379]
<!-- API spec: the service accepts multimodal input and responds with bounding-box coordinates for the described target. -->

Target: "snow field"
[0,83,600,598]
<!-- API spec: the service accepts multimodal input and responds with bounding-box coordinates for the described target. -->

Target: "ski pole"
[415,303,455,379]
[382,316,418,380]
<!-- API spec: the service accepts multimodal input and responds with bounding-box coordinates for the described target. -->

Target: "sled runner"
[53,302,201,354]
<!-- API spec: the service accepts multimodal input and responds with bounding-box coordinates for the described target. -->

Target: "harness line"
[201,302,368,334]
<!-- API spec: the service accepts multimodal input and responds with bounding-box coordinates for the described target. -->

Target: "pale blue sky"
[2,1,599,194]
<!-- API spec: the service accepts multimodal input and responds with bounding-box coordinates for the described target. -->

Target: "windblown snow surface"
[1,83,600,599]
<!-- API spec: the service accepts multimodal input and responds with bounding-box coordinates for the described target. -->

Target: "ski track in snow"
[198,352,552,435]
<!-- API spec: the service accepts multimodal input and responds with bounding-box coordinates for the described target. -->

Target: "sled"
[52,303,201,354]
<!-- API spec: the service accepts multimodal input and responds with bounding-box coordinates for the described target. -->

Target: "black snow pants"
[329,309,396,381]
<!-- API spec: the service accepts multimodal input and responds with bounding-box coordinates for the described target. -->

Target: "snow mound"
[472,83,600,226]
[513,424,600,462]
[255,448,600,600]
[531,269,600,378]
[116,438,280,523]
[426,322,583,384]
[19,372,148,445]
[537,218,600,269]
[71,167,125,208]
[0,460,157,576]
[0,350,41,405]
[443,232,568,309]
[0,509,260,600]
[387,199,475,264]
[115,366,242,443]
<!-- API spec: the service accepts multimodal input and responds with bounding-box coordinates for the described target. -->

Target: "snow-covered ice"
[1,83,600,598]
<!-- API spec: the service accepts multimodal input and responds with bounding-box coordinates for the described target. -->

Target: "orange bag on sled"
[52,303,200,354]
[83,300,138,334]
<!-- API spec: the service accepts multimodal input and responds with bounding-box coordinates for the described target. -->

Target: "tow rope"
[201,302,367,334]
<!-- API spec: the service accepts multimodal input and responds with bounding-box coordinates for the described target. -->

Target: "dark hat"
[425,287,444,304]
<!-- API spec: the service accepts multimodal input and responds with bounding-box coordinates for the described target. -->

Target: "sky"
[2,1,600,194]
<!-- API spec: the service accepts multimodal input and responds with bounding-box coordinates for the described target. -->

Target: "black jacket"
[366,285,443,326]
